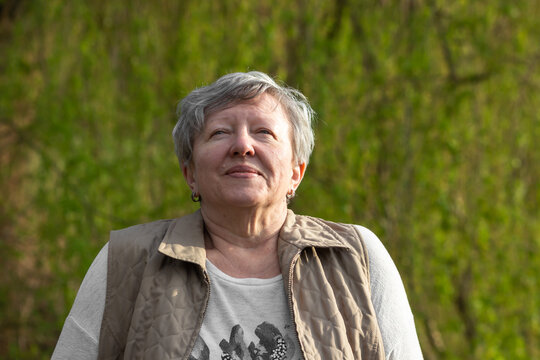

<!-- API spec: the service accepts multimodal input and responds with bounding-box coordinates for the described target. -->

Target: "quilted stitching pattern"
[280,211,384,360]
[99,210,384,359]
[99,219,209,360]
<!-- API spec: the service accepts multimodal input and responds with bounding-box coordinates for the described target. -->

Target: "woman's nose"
[230,130,255,157]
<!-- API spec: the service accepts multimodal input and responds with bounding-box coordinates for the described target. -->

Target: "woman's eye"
[210,130,226,137]
[258,129,273,135]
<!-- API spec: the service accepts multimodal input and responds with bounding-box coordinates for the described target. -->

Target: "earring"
[191,192,201,202]
[286,189,295,202]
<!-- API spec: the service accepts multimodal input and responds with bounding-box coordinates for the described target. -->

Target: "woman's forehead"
[206,93,286,122]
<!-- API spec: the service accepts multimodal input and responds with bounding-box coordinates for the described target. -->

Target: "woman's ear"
[182,162,197,193]
[291,162,306,190]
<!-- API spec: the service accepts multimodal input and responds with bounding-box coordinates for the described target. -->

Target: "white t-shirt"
[51,225,423,359]
[194,260,301,360]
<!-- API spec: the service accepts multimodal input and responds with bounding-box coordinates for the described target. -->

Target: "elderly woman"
[53,71,423,359]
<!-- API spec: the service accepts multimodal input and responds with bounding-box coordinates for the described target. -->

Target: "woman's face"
[183,93,305,211]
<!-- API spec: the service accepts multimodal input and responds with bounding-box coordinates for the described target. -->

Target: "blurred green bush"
[1,0,539,358]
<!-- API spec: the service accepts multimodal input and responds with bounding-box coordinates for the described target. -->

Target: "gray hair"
[173,71,315,167]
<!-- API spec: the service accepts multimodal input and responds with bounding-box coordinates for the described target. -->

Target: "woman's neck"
[200,202,288,241]
[199,204,288,278]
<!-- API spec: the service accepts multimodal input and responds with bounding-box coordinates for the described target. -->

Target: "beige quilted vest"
[98,210,385,359]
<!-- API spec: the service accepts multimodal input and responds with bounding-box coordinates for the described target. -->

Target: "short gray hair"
[173,71,315,167]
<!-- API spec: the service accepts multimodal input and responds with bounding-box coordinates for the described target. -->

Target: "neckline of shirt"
[205,259,283,286]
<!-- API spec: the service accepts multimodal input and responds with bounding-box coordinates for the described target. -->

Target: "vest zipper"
[183,267,211,360]
[287,249,307,359]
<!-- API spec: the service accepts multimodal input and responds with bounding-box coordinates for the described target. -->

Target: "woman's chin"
[209,193,282,209]
[222,196,265,208]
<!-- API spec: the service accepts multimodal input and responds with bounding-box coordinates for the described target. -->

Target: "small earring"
[286,189,295,202]
[191,192,201,202]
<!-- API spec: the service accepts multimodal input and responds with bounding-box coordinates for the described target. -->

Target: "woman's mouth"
[226,165,260,178]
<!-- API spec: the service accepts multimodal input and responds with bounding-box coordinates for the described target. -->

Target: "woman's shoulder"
[352,225,424,358]
[110,218,174,243]
[292,213,402,283]
[106,219,176,275]
[352,225,397,271]
[110,211,203,248]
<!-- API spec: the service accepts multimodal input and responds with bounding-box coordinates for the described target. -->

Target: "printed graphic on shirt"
[189,321,298,360]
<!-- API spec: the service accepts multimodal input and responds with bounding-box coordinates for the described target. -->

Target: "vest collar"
[158,209,350,267]
[158,210,207,268]
[279,209,350,250]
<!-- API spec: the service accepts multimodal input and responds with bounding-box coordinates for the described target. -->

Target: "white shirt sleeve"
[51,243,108,360]
[52,229,423,360]
[355,225,424,360]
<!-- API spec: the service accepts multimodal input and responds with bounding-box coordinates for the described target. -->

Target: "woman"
[53,71,423,359]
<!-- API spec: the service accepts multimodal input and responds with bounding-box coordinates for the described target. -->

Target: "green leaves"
[1,0,539,358]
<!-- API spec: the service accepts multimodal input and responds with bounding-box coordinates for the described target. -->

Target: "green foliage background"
[1,0,539,358]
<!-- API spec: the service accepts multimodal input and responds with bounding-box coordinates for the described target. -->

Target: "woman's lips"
[226,165,260,178]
